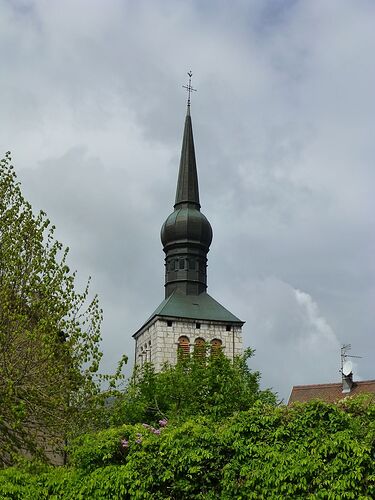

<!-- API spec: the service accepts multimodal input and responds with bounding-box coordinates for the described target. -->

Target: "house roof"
[288,380,375,404]
[133,290,244,338]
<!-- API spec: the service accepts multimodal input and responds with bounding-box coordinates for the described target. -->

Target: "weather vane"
[182,71,197,107]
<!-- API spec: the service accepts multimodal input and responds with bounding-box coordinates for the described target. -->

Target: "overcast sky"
[1,0,374,401]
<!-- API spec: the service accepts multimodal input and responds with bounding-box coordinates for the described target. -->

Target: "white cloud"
[234,278,341,400]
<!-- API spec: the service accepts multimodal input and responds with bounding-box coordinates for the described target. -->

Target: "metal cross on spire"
[182,71,197,108]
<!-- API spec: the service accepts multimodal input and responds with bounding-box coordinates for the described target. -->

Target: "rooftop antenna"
[340,344,362,376]
[182,71,197,110]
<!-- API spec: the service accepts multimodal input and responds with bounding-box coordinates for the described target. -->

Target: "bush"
[1,397,374,499]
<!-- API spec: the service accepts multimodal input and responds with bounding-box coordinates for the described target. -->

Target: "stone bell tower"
[133,75,243,370]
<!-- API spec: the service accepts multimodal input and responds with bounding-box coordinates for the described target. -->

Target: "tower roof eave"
[133,289,244,338]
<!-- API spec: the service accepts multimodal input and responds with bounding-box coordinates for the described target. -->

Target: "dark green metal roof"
[161,206,212,249]
[160,107,213,298]
[174,110,200,209]
[133,290,244,337]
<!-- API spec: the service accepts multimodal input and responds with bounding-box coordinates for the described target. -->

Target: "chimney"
[342,372,353,394]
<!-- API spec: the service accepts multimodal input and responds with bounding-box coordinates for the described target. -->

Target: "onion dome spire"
[161,74,212,298]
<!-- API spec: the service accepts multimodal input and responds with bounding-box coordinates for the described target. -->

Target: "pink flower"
[152,428,161,435]
[159,419,168,427]
[121,439,129,448]
[135,438,142,444]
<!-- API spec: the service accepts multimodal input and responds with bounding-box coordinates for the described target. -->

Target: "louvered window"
[194,337,205,358]
[177,336,190,358]
[211,338,222,357]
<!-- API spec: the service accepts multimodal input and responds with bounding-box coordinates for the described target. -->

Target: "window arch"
[211,338,222,357]
[194,337,206,358]
[177,336,190,358]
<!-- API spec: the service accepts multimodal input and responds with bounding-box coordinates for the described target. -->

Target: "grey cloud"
[1,0,374,398]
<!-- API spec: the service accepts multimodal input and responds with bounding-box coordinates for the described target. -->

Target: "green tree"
[1,396,374,498]
[0,152,124,466]
[111,347,277,425]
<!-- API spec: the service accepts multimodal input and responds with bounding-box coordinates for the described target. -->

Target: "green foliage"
[221,397,375,498]
[111,347,276,426]
[0,396,374,498]
[68,424,139,472]
[0,152,126,467]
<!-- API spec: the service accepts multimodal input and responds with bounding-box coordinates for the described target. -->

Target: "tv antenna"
[340,344,362,376]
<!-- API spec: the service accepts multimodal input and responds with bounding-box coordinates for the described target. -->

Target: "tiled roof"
[288,380,375,404]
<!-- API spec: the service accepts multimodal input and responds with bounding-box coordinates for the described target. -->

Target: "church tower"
[133,76,243,370]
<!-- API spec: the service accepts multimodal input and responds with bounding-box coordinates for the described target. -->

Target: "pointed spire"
[174,108,200,209]
[161,80,212,297]
[175,72,200,209]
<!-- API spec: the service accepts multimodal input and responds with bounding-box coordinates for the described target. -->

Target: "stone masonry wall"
[135,317,243,372]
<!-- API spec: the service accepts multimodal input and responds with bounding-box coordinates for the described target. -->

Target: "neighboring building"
[288,373,375,404]
[133,98,244,371]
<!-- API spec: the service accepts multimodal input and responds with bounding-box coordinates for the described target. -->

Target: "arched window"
[194,337,206,358]
[211,338,222,357]
[177,336,190,358]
